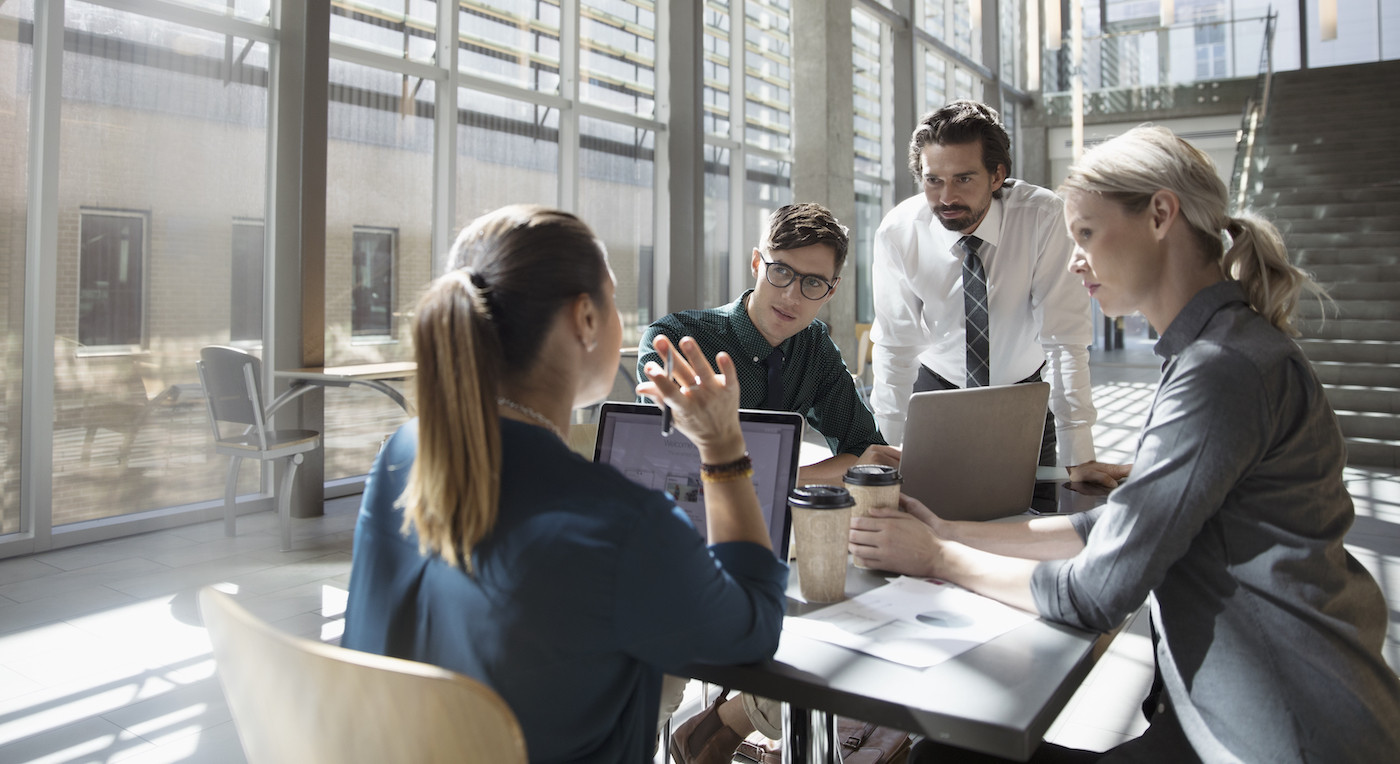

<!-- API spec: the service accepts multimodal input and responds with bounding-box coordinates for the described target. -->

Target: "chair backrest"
[197,345,272,449]
[199,587,527,764]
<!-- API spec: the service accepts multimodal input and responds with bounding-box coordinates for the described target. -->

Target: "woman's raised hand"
[636,334,746,464]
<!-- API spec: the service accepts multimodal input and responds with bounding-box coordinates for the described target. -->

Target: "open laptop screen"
[593,402,804,558]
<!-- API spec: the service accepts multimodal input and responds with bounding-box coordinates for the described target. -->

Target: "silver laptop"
[593,402,805,558]
[900,382,1050,521]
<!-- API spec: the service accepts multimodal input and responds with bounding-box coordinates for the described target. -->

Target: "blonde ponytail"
[1222,213,1325,337]
[398,270,502,572]
[1062,125,1327,335]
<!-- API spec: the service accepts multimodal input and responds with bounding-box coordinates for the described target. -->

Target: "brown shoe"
[668,693,744,764]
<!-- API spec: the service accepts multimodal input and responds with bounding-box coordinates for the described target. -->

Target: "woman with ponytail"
[851,126,1400,762]
[342,205,786,762]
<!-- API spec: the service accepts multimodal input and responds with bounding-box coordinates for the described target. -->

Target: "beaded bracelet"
[700,453,753,483]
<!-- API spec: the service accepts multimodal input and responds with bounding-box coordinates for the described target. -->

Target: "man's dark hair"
[762,203,850,276]
[908,101,1013,199]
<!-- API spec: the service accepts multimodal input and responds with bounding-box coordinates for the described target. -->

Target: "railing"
[1041,15,1276,120]
[1228,10,1278,213]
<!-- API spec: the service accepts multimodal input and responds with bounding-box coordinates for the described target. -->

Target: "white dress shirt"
[869,180,1097,466]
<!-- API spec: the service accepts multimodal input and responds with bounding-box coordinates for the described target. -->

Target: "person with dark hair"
[640,203,899,763]
[342,205,787,762]
[870,100,1128,493]
[853,126,1400,762]
[640,202,898,486]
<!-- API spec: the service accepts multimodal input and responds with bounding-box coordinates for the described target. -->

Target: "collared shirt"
[639,291,885,458]
[1032,281,1400,762]
[344,418,788,763]
[869,182,1096,465]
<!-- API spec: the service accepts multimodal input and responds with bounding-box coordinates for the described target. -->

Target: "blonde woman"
[343,205,786,762]
[851,126,1400,761]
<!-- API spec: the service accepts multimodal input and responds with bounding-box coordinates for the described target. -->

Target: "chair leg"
[225,456,243,537]
[278,453,304,552]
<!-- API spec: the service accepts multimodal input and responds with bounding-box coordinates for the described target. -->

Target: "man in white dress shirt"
[870,101,1127,489]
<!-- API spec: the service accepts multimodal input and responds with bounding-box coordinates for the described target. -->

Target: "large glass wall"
[323,58,433,481]
[50,3,271,526]
[579,116,656,345]
[0,2,31,537]
[853,5,890,325]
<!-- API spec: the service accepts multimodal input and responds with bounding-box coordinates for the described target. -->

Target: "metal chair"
[196,346,320,550]
[199,587,527,764]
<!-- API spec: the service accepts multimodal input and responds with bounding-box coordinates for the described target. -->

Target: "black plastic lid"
[787,484,855,509]
[842,464,902,486]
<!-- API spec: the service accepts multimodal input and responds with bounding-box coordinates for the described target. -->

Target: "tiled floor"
[2,342,1397,763]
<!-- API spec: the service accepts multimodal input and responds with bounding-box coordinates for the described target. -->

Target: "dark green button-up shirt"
[638,290,885,458]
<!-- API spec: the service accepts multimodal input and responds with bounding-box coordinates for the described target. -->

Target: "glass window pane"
[701,143,731,307]
[579,0,656,118]
[745,0,792,152]
[459,0,562,94]
[325,58,431,480]
[923,48,947,114]
[54,3,270,526]
[579,116,655,346]
[854,178,882,324]
[230,221,264,343]
[457,88,560,223]
[330,0,438,64]
[150,0,272,24]
[703,1,733,138]
[853,8,883,179]
[351,228,396,337]
[1,0,32,537]
[78,212,146,349]
[744,154,791,251]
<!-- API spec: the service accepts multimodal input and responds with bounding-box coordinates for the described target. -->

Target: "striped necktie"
[961,235,990,387]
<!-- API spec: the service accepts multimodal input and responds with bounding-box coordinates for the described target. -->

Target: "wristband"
[700,453,752,481]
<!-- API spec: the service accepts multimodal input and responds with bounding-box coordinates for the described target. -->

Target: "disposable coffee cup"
[788,485,855,603]
[843,465,902,570]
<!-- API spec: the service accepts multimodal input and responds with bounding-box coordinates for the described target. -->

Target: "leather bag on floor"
[736,717,911,764]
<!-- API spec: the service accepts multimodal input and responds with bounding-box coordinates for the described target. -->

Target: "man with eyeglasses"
[641,203,899,764]
[639,202,898,487]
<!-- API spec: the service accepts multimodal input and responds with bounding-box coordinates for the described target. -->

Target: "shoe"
[735,736,782,764]
[668,692,744,764]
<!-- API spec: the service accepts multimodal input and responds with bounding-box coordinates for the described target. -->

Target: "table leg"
[781,705,841,763]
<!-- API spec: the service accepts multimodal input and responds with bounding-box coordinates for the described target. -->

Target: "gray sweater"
[1032,281,1400,762]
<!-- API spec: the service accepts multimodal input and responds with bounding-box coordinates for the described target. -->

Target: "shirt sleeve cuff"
[709,541,790,591]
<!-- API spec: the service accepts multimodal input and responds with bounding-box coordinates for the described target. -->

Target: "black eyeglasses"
[760,258,837,301]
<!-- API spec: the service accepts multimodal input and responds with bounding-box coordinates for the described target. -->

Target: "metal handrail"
[1229,9,1278,213]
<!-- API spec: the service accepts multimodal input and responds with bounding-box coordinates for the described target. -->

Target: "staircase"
[1249,60,1400,469]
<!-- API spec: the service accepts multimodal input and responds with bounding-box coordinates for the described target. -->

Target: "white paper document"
[782,576,1037,668]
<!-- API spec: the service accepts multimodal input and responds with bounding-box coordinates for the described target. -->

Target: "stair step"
[1317,282,1400,300]
[1300,319,1400,341]
[1285,232,1398,249]
[1295,250,1400,266]
[1298,301,1400,321]
[1343,437,1400,469]
[1323,385,1400,414]
[1335,410,1400,441]
[1305,264,1400,282]
[1310,361,1400,388]
[1299,340,1400,364]
[1270,202,1400,220]
[1282,218,1400,234]
[1255,187,1400,206]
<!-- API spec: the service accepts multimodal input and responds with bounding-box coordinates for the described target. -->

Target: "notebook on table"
[899,382,1050,521]
[593,402,805,558]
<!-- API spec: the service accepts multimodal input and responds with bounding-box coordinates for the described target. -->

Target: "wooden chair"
[199,587,527,764]
[196,346,320,550]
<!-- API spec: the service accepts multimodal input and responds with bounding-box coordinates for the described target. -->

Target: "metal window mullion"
[328,40,446,81]
[15,0,66,555]
[83,0,278,43]
[728,0,747,302]
[433,0,459,277]
[559,0,581,212]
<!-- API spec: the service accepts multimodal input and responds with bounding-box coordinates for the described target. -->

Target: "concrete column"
[661,0,704,314]
[792,0,857,363]
[269,1,329,517]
